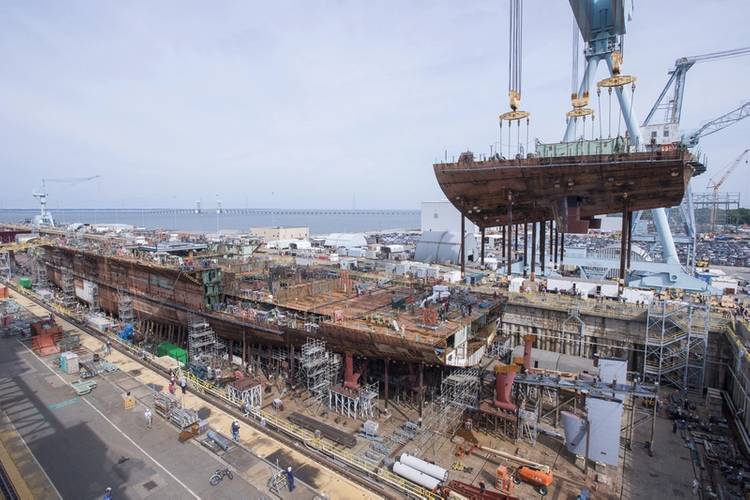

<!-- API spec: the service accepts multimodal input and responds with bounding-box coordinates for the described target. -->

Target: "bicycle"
[209,467,234,486]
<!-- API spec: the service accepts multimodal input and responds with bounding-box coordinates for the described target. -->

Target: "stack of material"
[169,407,199,430]
[31,319,63,355]
[98,361,118,373]
[205,430,232,451]
[72,379,97,395]
[58,334,81,352]
[79,361,98,379]
[153,392,180,418]
[60,352,79,374]
[288,412,357,447]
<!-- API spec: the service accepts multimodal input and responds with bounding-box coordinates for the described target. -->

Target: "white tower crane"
[33,175,101,227]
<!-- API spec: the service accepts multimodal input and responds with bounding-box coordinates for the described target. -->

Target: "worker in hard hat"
[286,466,295,491]
[231,419,240,441]
[103,486,113,500]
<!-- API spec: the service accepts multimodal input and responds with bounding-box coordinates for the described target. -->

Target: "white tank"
[393,462,441,490]
[399,453,449,481]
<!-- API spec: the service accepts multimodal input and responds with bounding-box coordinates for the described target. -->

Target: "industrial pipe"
[400,453,449,481]
[392,461,441,490]
[523,334,535,371]
[344,352,360,390]
[494,364,518,411]
[477,445,550,473]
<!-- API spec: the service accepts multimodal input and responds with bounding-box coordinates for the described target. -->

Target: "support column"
[523,222,528,277]
[290,344,295,382]
[540,219,546,273]
[549,221,554,258]
[560,231,565,265]
[384,359,389,410]
[480,227,486,266]
[531,222,537,276]
[501,226,506,260]
[418,362,424,420]
[514,223,519,252]
[242,329,247,369]
[619,200,630,289]
[507,197,513,276]
[626,210,633,270]
[554,227,559,269]
[460,215,465,277]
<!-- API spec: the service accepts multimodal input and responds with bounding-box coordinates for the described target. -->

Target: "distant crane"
[643,46,750,131]
[706,148,749,232]
[33,175,101,227]
[636,47,750,272]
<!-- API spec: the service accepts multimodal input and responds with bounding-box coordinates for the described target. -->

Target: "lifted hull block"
[433,145,695,229]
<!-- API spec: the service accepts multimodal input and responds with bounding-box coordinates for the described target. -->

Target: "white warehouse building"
[323,233,368,249]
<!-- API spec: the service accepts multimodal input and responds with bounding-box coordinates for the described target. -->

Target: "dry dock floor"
[4,290,377,500]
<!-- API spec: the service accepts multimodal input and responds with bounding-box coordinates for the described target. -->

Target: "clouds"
[0,1,748,209]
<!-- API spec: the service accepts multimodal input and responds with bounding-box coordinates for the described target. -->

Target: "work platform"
[433,143,697,228]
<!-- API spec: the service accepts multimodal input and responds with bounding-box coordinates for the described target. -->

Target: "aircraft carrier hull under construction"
[42,244,500,365]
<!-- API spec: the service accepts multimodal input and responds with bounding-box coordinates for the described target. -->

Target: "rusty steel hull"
[433,148,695,228]
[43,246,444,364]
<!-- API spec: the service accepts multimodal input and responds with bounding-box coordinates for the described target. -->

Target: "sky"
[0,0,748,210]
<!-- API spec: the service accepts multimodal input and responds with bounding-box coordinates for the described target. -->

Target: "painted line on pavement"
[16,340,201,499]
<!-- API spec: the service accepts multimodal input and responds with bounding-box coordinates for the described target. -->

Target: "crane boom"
[687,101,750,146]
[41,175,101,188]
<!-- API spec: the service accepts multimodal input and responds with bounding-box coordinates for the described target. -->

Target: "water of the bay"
[0,209,420,235]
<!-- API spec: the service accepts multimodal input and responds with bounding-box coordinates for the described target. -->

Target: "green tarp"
[156,342,188,364]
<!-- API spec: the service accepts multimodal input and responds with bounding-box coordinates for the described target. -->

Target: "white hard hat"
[106,487,112,492]
[287,466,292,472]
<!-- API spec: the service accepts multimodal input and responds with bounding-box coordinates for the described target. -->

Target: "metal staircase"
[644,300,708,393]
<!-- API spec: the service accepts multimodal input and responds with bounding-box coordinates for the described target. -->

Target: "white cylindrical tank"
[399,453,448,481]
[392,462,441,490]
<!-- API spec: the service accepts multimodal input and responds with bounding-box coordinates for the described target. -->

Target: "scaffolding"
[188,319,221,362]
[227,379,263,409]
[328,381,379,420]
[32,249,47,289]
[118,294,135,325]
[693,191,741,233]
[61,268,76,309]
[299,338,336,404]
[90,283,100,312]
[414,368,480,453]
[644,300,709,393]
[0,252,10,281]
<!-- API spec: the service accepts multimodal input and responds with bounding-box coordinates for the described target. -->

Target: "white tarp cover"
[598,358,628,384]
[585,397,623,466]
[75,279,97,304]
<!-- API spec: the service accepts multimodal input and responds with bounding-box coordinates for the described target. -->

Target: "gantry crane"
[706,148,749,232]
[33,175,101,227]
[643,47,750,133]
[634,47,750,273]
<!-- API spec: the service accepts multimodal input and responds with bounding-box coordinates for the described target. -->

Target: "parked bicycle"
[209,467,234,486]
